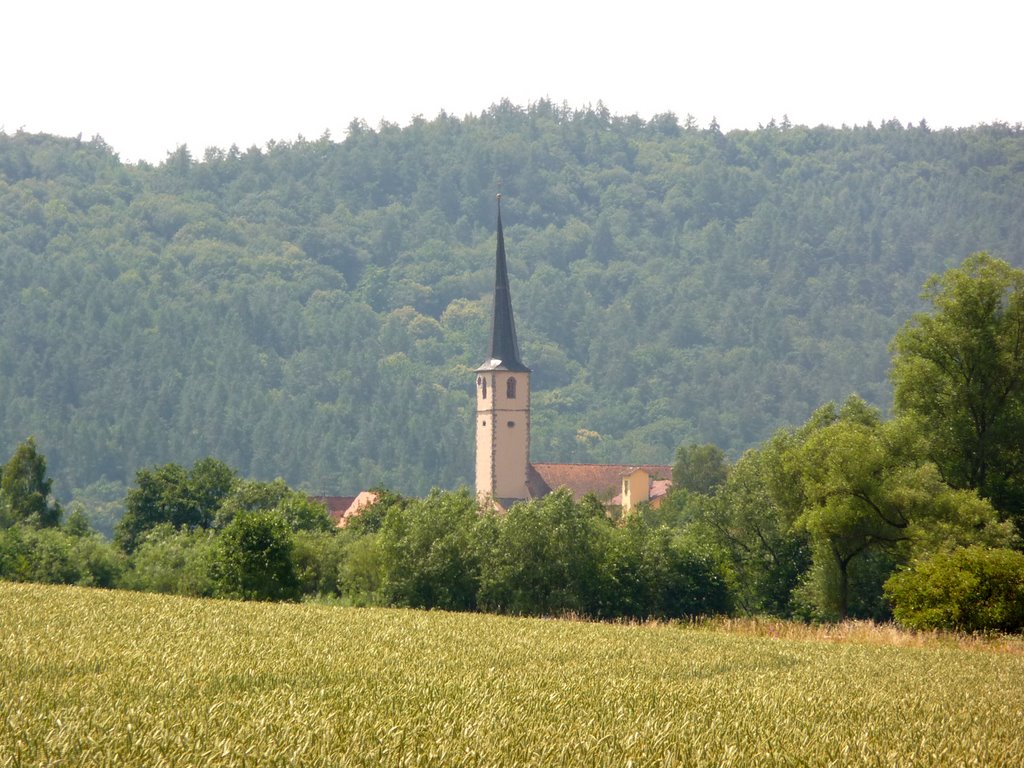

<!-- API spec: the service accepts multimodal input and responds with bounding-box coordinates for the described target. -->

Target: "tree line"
[3,254,1024,632]
[0,446,731,620]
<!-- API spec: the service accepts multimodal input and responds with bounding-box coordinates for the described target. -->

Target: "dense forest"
[2,102,1023,516]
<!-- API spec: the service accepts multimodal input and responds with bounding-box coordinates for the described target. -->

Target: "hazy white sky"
[4,0,1021,164]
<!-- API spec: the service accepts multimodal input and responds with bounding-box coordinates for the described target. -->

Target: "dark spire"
[480,196,529,372]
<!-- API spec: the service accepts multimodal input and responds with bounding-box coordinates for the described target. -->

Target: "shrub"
[337,534,385,606]
[212,509,299,601]
[69,533,126,588]
[120,524,216,596]
[0,524,124,586]
[292,531,347,597]
[378,488,484,611]
[884,546,1024,632]
[0,525,75,583]
[603,520,732,620]
[478,490,610,617]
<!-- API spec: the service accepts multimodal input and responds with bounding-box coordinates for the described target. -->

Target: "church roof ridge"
[530,461,672,471]
[528,462,673,502]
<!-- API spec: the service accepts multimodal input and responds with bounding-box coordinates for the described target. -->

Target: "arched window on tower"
[506,377,517,399]
[478,376,487,399]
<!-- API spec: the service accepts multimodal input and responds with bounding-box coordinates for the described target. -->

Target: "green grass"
[2,582,1023,766]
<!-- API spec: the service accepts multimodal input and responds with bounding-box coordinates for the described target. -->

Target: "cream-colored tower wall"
[475,370,531,500]
[474,373,494,501]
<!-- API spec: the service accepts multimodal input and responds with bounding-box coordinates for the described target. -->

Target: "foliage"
[68,479,127,539]
[337,533,386,605]
[215,477,332,531]
[212,509,300,601]
[377,488,485,611]
[0,523,123,587]
[602,516,732,619]
[672,443,729,495]
[891,253,1024,529]
[478,490,610,616]
[684,393,1014,622]
[119,523,217,597]
[115,458,235,552]
[0,525,77,583]
[694,445,811,617]
[4,582,1024,766]
[786,398,1011,619]
[69,533,126,588]
[885,546,1024,632]
[633,487,696,529]
[63,506,93,537]
[291,530,347,598]
[0,437,61,528]
[345,488,406,535]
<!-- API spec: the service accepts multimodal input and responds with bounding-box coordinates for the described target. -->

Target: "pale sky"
[4,0,1021,164]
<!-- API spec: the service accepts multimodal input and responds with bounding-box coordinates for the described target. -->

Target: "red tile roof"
[311,496,357,524]
[310,492,379,527]
[528,463,672,502]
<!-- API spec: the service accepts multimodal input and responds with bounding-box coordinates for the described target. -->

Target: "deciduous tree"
[891,253,1024,529]
[212,509,299,601]
[791,398,1012,619]
[672,443,729,496]
[0,437,61,528]
[697,445,810,616]
[115,459,236,552]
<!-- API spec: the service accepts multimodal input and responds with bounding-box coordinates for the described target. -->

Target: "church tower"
[475,197,531,504]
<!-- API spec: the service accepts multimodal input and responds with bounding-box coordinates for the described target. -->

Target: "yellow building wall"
[621,468,650,513]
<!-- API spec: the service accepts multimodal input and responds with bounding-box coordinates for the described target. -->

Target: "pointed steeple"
[479,197,530,372]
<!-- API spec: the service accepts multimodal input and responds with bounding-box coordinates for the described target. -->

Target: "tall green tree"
[790,398,1012,619]
[672,443,729,495]
[115,458,236,552]
[0,437,61,528]
[696,445,810,616]
[686,402,847,617]
[891,253,1024,530]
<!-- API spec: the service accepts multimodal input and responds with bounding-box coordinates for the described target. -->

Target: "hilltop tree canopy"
[1,106,1023,508]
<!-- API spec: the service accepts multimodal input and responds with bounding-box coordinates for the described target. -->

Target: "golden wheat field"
[2,582,1023,767]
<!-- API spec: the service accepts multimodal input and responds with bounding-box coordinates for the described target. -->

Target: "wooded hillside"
[2,103,1022,505]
